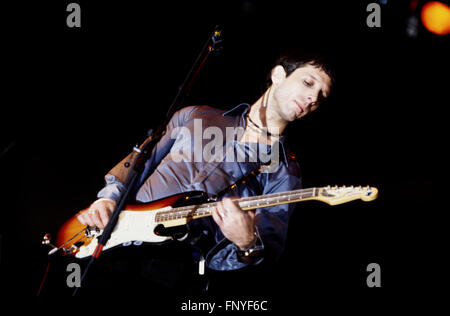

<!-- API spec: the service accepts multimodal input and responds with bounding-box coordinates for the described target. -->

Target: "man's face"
[271,64,332,122]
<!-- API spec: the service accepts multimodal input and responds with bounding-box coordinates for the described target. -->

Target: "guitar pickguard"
[75,207,174,258]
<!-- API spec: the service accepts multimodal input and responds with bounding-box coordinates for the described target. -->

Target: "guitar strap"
[208,164,264,202]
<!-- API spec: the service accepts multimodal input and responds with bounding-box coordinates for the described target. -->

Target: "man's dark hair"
[264,47,336,91]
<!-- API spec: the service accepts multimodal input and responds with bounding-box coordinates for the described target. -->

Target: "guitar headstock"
[317,185,378,205]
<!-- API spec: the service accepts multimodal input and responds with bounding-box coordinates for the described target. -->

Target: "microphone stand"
[72,25,223,296]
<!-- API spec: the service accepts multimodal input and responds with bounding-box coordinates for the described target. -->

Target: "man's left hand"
[212,197,257,250]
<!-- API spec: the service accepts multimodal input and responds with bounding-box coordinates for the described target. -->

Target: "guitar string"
[156,188,316,215]
[155,188,318,221]
[155,187,372,221]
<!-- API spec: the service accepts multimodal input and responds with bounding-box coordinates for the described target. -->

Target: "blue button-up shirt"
[98,103,302,271]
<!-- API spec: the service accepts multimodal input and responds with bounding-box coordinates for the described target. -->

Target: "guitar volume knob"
[42,233,51,245]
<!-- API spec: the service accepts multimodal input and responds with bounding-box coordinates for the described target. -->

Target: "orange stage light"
[420,1,450,35]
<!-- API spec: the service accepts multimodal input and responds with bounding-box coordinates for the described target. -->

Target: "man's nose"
[306,92,319,106]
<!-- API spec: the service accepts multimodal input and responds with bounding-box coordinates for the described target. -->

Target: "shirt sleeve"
[97,106,198,202]
[206,159,302,271]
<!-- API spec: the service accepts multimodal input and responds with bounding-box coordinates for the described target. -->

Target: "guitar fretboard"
[154,188,318,223]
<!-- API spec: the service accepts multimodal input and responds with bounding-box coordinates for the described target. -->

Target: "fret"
[155,188,318,222]
[148,186,378,226]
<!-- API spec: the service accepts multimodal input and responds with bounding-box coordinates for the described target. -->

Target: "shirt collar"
[223,103,290,163]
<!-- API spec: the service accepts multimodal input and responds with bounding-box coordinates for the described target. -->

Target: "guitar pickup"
[85,226,101,237]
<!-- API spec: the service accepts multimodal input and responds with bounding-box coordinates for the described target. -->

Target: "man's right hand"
[76,199,116,229]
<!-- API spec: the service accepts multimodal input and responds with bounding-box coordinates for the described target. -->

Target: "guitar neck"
[155,188,318,224]
[235,187,317,211]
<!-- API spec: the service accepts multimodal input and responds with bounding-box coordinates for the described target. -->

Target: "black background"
[0,0,445,306]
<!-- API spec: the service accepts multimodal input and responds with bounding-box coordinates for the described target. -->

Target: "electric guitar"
[51,185,378,259]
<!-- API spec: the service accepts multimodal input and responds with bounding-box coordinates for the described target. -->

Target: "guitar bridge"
[85,226,101,237]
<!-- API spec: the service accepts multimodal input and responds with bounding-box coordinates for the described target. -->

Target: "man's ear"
[271,65,287,86]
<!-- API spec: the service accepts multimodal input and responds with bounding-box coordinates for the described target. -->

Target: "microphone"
[210,25,224,55]
[212,25,223,42]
